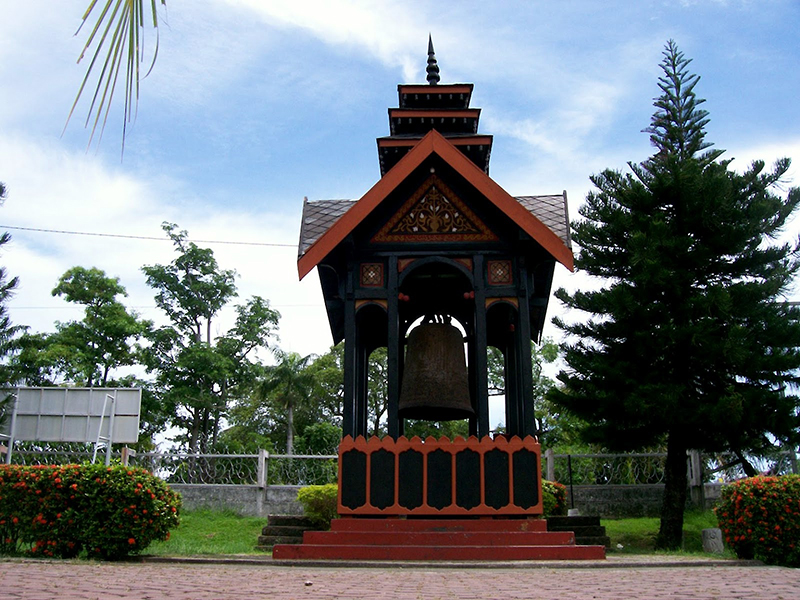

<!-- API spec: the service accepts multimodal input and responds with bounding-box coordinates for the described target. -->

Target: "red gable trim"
[297,130,573,280]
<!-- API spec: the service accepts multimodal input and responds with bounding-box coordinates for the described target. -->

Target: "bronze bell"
[399,319,474,421]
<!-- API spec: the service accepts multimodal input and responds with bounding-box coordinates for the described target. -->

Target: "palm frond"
[66,0,164,156]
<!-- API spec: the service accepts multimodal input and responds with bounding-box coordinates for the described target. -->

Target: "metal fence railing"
[5,448,338,487]
[545,451,669,485]
[543,449,799,486]
[7,446,797,488]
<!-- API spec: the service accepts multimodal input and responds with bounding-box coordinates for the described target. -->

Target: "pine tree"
[550,40,800,549]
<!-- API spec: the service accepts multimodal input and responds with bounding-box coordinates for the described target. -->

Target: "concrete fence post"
[257,449,268,488]
[688,450,705,508]
[545,448,555,482]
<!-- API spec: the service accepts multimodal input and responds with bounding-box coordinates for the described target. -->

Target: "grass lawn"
[145,509,268,556]
[143,509,729,557]
[603,510,733,556]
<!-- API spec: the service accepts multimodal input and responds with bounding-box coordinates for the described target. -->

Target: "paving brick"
[2,559,800,600]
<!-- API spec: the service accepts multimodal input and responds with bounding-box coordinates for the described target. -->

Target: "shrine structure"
[273,39,605,561]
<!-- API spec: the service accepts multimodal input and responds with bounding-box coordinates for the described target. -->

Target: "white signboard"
[1,387,141,444]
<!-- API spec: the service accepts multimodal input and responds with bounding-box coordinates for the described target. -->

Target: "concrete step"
[273,543,606,561]
[330,518,548,533]
[303,530,575,547]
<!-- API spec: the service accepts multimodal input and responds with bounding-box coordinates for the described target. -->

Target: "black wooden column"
[342,272,357,438]
[504,336,521,437]
[354,341,369,438]
[473,255,490,437]
[386,256,402,439]
[516,264,536,437]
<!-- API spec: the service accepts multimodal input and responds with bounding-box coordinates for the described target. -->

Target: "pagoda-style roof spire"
[426,34,440,85]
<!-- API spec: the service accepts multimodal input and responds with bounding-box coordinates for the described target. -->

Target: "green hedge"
[715,474,800,567]
[297,483,338,529]
[0,463,181,560]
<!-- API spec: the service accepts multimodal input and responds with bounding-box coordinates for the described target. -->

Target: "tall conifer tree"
[551,41,800,549]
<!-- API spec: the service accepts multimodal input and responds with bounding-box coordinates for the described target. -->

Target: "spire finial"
[426,34,440,85]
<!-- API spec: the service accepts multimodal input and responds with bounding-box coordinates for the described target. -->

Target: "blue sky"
[1,0,798,370]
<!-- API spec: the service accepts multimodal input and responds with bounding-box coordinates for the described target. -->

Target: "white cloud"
[223,0,426,81]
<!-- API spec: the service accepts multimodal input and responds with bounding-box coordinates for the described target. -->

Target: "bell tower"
[282,40,604,561]
[298,37,573,443]
[282,39,604,560]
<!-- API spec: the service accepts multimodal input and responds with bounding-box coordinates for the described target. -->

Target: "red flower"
[128,538,136,545]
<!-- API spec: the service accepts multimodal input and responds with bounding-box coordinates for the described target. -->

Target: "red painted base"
[272,518,606,561]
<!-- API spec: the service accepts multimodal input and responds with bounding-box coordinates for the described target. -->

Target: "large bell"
[399,319,475,421]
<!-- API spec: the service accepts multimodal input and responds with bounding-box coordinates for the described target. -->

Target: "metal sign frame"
[0,387,142,465]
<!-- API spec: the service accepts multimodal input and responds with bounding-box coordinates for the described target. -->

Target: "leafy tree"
[550,41,800,550]
[487,339,572,447]
[295,421,343,455]
[5,267,148,389]
[304,344,345,425]
[50,266,149,386]
[302,343,389,436]
[5,331,61,387]
[142,223,279,452]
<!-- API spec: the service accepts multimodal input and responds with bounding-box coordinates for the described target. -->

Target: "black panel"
[426,449,452,510]
[512,449,539,509]
[340,449,367,510]
[455,449,481,510]
[398,449,424,510]
[369,448,395,509]
[484,448,510,509]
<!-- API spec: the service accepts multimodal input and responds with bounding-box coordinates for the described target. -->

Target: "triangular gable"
[297,129,574,280]
[372,174,498,243]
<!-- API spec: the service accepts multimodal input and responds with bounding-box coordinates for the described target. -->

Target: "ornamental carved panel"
[360,262,384,287]
[372,175,498,243]
[487,259,513,285]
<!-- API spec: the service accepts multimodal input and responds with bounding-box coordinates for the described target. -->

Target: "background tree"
[551,41,800,549]
[0,181,20,427]
[255,350,314,455]
[50,266,149,386]
[487,339,566,446]
[142,223,279,452]
[6,267,148,388]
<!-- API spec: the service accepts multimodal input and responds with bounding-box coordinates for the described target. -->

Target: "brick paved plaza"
[2,558,799,600]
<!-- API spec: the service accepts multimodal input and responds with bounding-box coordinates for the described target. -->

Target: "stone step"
[268,515,316,528]
[257,534,304,548]
[546,516,602,528]
[575,535,612,547]
[545,516,610,548]
[261,524,311,537]
[547,525,608,537]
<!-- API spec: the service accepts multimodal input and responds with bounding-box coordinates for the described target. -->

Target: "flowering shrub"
[0,464,181,560]
[542,480,568,516]
[715,474,800,567]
